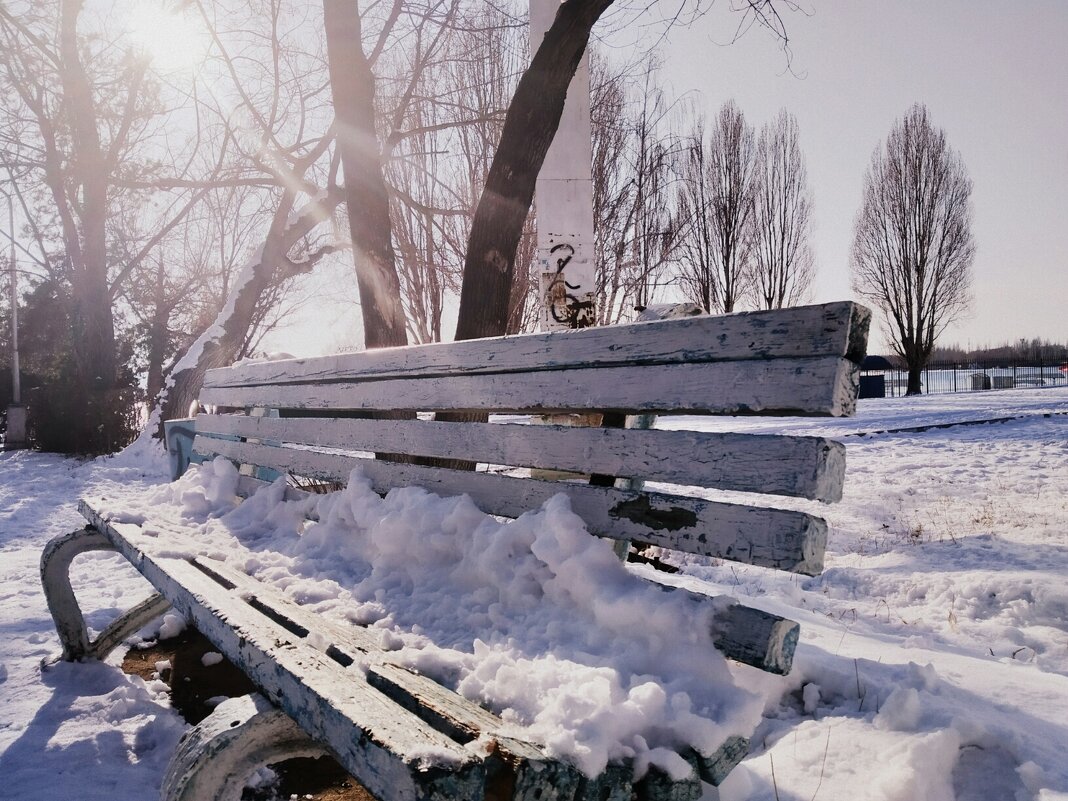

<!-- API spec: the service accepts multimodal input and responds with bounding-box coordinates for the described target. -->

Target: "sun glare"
[125,3,210,74]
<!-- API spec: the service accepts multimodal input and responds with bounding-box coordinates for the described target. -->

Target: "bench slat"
[219,477,804,674]
[78,507,484,801]
[205,301,869,388]
[199,356,860,418]
[194,554,749,787]
[196,414,846,502]
[187,554,589,799]
[193,436,827,575]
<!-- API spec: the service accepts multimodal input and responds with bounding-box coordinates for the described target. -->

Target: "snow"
[1,386,1066,799]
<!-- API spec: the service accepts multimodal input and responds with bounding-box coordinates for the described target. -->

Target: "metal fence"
[863,359,1068,398]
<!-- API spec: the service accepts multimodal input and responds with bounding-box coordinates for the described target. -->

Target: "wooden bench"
[42,300,870,801]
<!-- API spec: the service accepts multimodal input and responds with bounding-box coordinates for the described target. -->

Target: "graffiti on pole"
[540,234,595,330]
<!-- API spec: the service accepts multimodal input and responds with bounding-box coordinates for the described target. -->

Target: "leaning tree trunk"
[323,0,408,350]
[151,192,341,438]
[433,0,614,471]
[454,0,616,343]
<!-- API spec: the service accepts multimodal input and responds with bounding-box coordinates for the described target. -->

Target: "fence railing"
[862,359,1068,398]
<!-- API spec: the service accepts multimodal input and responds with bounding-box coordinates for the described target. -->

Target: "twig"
[854,659,865,708]
[810,729,831,801]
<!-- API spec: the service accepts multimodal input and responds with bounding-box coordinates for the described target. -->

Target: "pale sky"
[269,0,1067,358]
[657,0,1068,352]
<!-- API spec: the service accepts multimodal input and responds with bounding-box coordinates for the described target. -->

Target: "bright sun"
[125,3,210,74]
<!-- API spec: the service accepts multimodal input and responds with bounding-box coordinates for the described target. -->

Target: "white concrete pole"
[531,0,596,331]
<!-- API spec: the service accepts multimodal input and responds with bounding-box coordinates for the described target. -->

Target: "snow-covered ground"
[1,387,1066,800]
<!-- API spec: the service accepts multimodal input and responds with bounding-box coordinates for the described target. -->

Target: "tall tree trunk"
[60,0,117,391]
[454,0,615,343]
[323,0,408,350]
[906,363,923,396]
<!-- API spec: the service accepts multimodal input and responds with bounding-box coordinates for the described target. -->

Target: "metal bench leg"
[161,694,328,801]
[41,526,119,661]
[41,527,172,663]
[87,592,171,661]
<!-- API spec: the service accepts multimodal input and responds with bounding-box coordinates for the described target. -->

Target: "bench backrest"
[192,301,869,577]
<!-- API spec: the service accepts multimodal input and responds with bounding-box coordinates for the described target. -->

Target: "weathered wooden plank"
[196,413,846,501]
[574,764,633,801]
[78,507,484,801]
[192,437,827,575]
[179,489,798,679]
[205,302,870,388]
[711,604,800,676]
[188,555,583,801]
[367,664,583,801]
[634,764,701,801]
[200,356,860,418]
[79,517,713,800]
[684,736,749,786]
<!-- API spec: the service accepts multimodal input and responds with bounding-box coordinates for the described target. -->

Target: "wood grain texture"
[196,413,845,502]
[193,437,827,575]
[191,556,585,800]
[200,356,860,419]
[76,511,735,799]
[205,301,870,388]
[78,505,484,801]
[199,489,801,672]
[710,604,800,675]
[684,736,749,786]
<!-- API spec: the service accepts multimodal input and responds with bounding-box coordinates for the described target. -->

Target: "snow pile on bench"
[113,456,764,779]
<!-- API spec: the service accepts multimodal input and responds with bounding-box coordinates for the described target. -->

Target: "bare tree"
[382,3,525,342]
[750,108,814,309]
[435,5,537,335]
[675,100,755,313]
[156,186,344,426]
[592,55,678,324]
[851,103,974,395]
[122,181,314,404]
[0,0,231,450]
[0,0,147,397]
[152,0,343,429]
